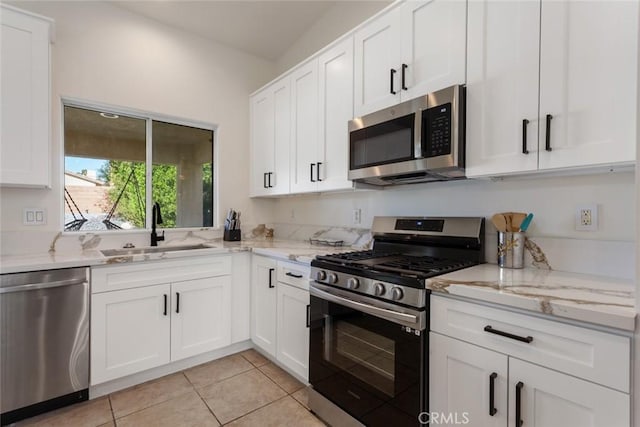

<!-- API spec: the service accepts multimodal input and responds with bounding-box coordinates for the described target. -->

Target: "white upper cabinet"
[467,0,638,178]
[400,0,467,101]
[317,37,355,192]
[354,7,402,117]
[466,0,541,176]
[250,77,290,196]
[354,1,467,117]
[290,59,320,194]
[1,5,52,188]
[295,36,355,193]
[538,0,638,170]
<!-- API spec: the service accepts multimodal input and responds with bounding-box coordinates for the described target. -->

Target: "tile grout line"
[107,395,116,426]
[220,394,292,426]
[190,366,257,394]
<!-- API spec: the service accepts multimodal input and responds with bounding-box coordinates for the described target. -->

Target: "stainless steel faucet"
[151,202,164,246]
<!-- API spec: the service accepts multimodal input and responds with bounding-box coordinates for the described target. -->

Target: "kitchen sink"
[100,243,215,257]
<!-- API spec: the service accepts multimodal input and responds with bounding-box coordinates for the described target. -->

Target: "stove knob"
[374,283,386,296]
[316,270,327,281]
[328,273,339,284]
[346,278,360,290]
[390,287,404,301]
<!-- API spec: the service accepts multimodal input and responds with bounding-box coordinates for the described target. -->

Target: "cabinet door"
[271,77,291,195]
[400,0,467,101]
[170,276,231,361]
[290,59,319,194]
[276,283,310,380]
[251,256,277,356]
[250,89,275,196]
[509,358,629,427]
[354,7,402,117]
[317,37,354,193]
[91,284,171,385]
[1,6,51,187]
[430,333,508,427]
[538,0,638,170]
[465,0,540,177]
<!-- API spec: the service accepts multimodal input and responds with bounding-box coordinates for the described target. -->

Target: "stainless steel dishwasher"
[1,267,89,425]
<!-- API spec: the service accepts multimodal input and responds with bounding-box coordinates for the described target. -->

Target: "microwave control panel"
[422,103,452,158]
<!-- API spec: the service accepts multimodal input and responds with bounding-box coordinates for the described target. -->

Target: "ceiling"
[112,1,340,61]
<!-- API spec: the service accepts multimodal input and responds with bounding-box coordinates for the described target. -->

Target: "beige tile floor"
[15,350,325,427]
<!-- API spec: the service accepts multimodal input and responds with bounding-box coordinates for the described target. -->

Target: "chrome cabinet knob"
[328,273,339,284]
[390,287,404,301]
[374,283,386,296]
[346,278,360,289]
[316,270,327,281]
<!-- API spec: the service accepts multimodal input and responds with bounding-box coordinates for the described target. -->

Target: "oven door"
[309,283,427,427]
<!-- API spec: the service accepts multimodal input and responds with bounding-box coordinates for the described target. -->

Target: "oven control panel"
[311,267,426,309]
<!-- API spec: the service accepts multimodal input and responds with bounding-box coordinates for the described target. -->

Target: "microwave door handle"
[310,285,422,329]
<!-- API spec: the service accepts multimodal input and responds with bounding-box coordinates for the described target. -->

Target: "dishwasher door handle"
[0,278,88,294]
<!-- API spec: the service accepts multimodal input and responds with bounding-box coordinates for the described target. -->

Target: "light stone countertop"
[426,264,636,331]
[0,239,356,274]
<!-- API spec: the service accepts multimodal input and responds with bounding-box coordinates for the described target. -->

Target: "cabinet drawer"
[430,295,630,392]
[92,255,231,293]
[277,261,310,290]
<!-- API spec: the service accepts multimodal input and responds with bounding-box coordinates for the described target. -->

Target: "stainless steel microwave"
[348,84,465,186]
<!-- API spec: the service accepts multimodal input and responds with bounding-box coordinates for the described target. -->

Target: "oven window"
[350,114,415,169]
[332,320,396,397]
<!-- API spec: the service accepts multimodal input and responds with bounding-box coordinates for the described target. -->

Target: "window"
[63,103,215,232]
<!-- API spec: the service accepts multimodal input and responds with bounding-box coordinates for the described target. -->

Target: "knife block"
[223,229,241,242]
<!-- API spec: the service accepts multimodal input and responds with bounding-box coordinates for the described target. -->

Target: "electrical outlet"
[352,208,362,225]
[575,204,598,231]
[23,208,46,226]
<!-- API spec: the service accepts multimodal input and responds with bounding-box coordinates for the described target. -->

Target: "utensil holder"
[223,229,241,242]
[497,232,525,269]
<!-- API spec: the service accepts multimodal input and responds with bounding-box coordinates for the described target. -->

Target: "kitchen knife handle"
[489,372,497,416]
[176,292,180,313]
[545,114,553,151]
[306,304,311,328]
[310,163,316,182]
[515,381,524,426]
[390,68,397,95]
[522,119,529,154]
[401,64,408,90]
[268,268,275,288]
[316,162,322,181]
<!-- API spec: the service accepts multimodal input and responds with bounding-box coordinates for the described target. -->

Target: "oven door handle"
[310,285,424,330]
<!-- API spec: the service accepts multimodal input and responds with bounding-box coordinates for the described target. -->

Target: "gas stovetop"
[310,216,486,309]
[315,250,477,279]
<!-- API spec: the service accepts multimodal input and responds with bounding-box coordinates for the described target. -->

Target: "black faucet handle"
[159,231,165,241]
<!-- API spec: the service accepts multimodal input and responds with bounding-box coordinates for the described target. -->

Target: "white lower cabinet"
[250,256,310,380]
[250,255,278,356]
[90,256,232,385]
[509,358,629,427]
[170,276,231,361]
[430,296,631,427]
[91,284,171,385]
[430,333,507,427]
[276,282,310,380]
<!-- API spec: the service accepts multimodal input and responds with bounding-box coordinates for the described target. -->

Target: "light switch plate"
[23,208,46,226]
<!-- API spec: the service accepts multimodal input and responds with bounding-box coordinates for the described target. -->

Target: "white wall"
[275,0,391,74]
[0,1,277,253]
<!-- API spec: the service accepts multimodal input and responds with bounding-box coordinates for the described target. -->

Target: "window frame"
[60,97,219,234]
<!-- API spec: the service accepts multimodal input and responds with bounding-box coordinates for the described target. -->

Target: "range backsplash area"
[271,171,636,280]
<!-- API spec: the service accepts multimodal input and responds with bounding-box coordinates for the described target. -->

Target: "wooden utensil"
[491,213,507,232]
[511,212,527,231]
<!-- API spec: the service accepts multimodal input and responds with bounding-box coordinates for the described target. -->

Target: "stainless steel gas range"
[308,216,485,427]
